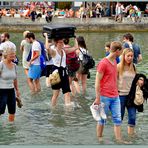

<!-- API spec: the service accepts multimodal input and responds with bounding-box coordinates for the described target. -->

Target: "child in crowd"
[105,42,120,64]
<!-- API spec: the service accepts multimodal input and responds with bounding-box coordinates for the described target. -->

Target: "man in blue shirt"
[122,33,142,64]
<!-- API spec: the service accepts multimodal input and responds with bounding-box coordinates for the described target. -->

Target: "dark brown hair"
[76,36,87,49]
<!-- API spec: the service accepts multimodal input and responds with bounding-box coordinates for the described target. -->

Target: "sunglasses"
[139,77,144,81]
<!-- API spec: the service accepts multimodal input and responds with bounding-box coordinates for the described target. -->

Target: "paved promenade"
[0,16,148,32]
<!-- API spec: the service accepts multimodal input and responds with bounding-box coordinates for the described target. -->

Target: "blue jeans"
[98,96,122,126]
[119,95,136,127]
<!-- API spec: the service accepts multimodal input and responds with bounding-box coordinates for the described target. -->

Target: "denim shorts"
[0,88,16,114]
[119,95,136,127]
[98,96,122,126]
[28,64,41,80]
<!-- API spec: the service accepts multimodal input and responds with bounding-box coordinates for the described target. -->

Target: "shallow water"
[0,32,148,145]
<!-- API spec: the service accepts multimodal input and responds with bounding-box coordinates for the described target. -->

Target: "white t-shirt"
[21,40,32,61]
[31,41,41,65]
[0,41,16,52]
[79,47,87,61]
[20,39,32,68]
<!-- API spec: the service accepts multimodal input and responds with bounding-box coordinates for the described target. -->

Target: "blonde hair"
[23,31,30,38]
[118,48,135,75]
[3,47,16,59]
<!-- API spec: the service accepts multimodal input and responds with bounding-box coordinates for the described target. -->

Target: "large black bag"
[43,24,76,39]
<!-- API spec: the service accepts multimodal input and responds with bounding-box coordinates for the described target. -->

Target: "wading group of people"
[0,31,148,144]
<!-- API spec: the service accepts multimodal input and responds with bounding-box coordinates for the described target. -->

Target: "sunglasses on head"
[139,77,144,81]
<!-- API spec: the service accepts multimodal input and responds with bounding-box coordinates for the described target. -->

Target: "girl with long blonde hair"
[117,48,137,136]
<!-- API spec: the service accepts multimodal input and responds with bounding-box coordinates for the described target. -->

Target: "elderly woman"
[0,47,21,122]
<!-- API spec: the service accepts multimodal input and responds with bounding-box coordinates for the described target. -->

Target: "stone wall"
[0,17,148,32]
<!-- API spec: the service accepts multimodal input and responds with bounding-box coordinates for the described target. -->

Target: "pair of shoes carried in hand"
[90,102,107,121]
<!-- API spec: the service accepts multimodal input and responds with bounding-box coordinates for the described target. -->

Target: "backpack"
[39,41,46,70]
[66,52,80,72]
[79,48,95,70]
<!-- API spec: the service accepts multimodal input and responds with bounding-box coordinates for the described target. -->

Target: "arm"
[136,45,142,63]
[44,33,56,57]
[138,54,142,63]
[14,79,20,97]
[20,40,24,52]
[20,45,24,52]
[117,64,120,77]
[30,51,40,62]
[94,71,104,105]
[64,38,79,54]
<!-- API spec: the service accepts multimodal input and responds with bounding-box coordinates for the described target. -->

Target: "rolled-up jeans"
[98,96,122,126]
[119,95,136,127]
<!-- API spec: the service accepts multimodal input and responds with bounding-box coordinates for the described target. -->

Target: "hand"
[44,33,48,38]
[94,98,101,105]
[16,89,20,98]
[28,60,32,67]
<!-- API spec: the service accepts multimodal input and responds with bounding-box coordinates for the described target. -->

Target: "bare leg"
[114,125,122,141]
[64,92,71,105]
[97,124,104,137]
[28,78,35,93]
[24,69,29,75]
[51,90,60,107]
[69,77,76,96]
[73,80,81,94]
[75,72,82,93]
[96,124,104,142]
[128,126,135,136]
[81,74,87,95]
[46,77,50,87]
[34,79,41,92]
[24,69,30,87]
[8,114,15,122]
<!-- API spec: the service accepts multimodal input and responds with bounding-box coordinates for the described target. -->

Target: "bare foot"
[97,136,103,143]
[116,139,132,144]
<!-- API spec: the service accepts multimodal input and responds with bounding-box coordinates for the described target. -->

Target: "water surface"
[0,32,148,145]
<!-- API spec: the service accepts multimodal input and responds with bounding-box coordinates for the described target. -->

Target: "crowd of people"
[0,2,148,23]
[0,31,148,143]
[115,2,148,23]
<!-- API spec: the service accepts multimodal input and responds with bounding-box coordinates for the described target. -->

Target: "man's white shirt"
[0,41,16,52]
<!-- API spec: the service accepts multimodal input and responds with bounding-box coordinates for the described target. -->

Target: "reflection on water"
[0,32,148,145]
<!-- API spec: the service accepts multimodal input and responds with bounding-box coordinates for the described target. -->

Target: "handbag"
[49,69,61,86]
[48,50,63,86]
[134,85,144,106]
